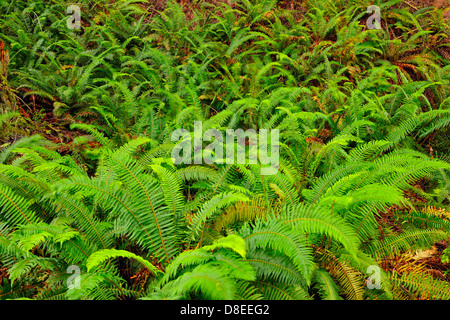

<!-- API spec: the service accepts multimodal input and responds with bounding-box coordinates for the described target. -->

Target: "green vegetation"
[0,0,449,300]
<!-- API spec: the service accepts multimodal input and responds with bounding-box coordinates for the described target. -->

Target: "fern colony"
[0,0,449,300]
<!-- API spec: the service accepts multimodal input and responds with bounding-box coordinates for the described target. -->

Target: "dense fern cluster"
[0,0,449,300]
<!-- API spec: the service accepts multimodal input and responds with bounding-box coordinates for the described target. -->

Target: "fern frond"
[391,271,450,300]
[86,249,159,275]
[312,268,343,300]
[240,216,316,285]
[366,229,449,261]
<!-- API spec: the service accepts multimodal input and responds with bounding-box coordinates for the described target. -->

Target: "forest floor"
[5,0,449,149]
[138,0,450,20]
[1,0,450,300]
